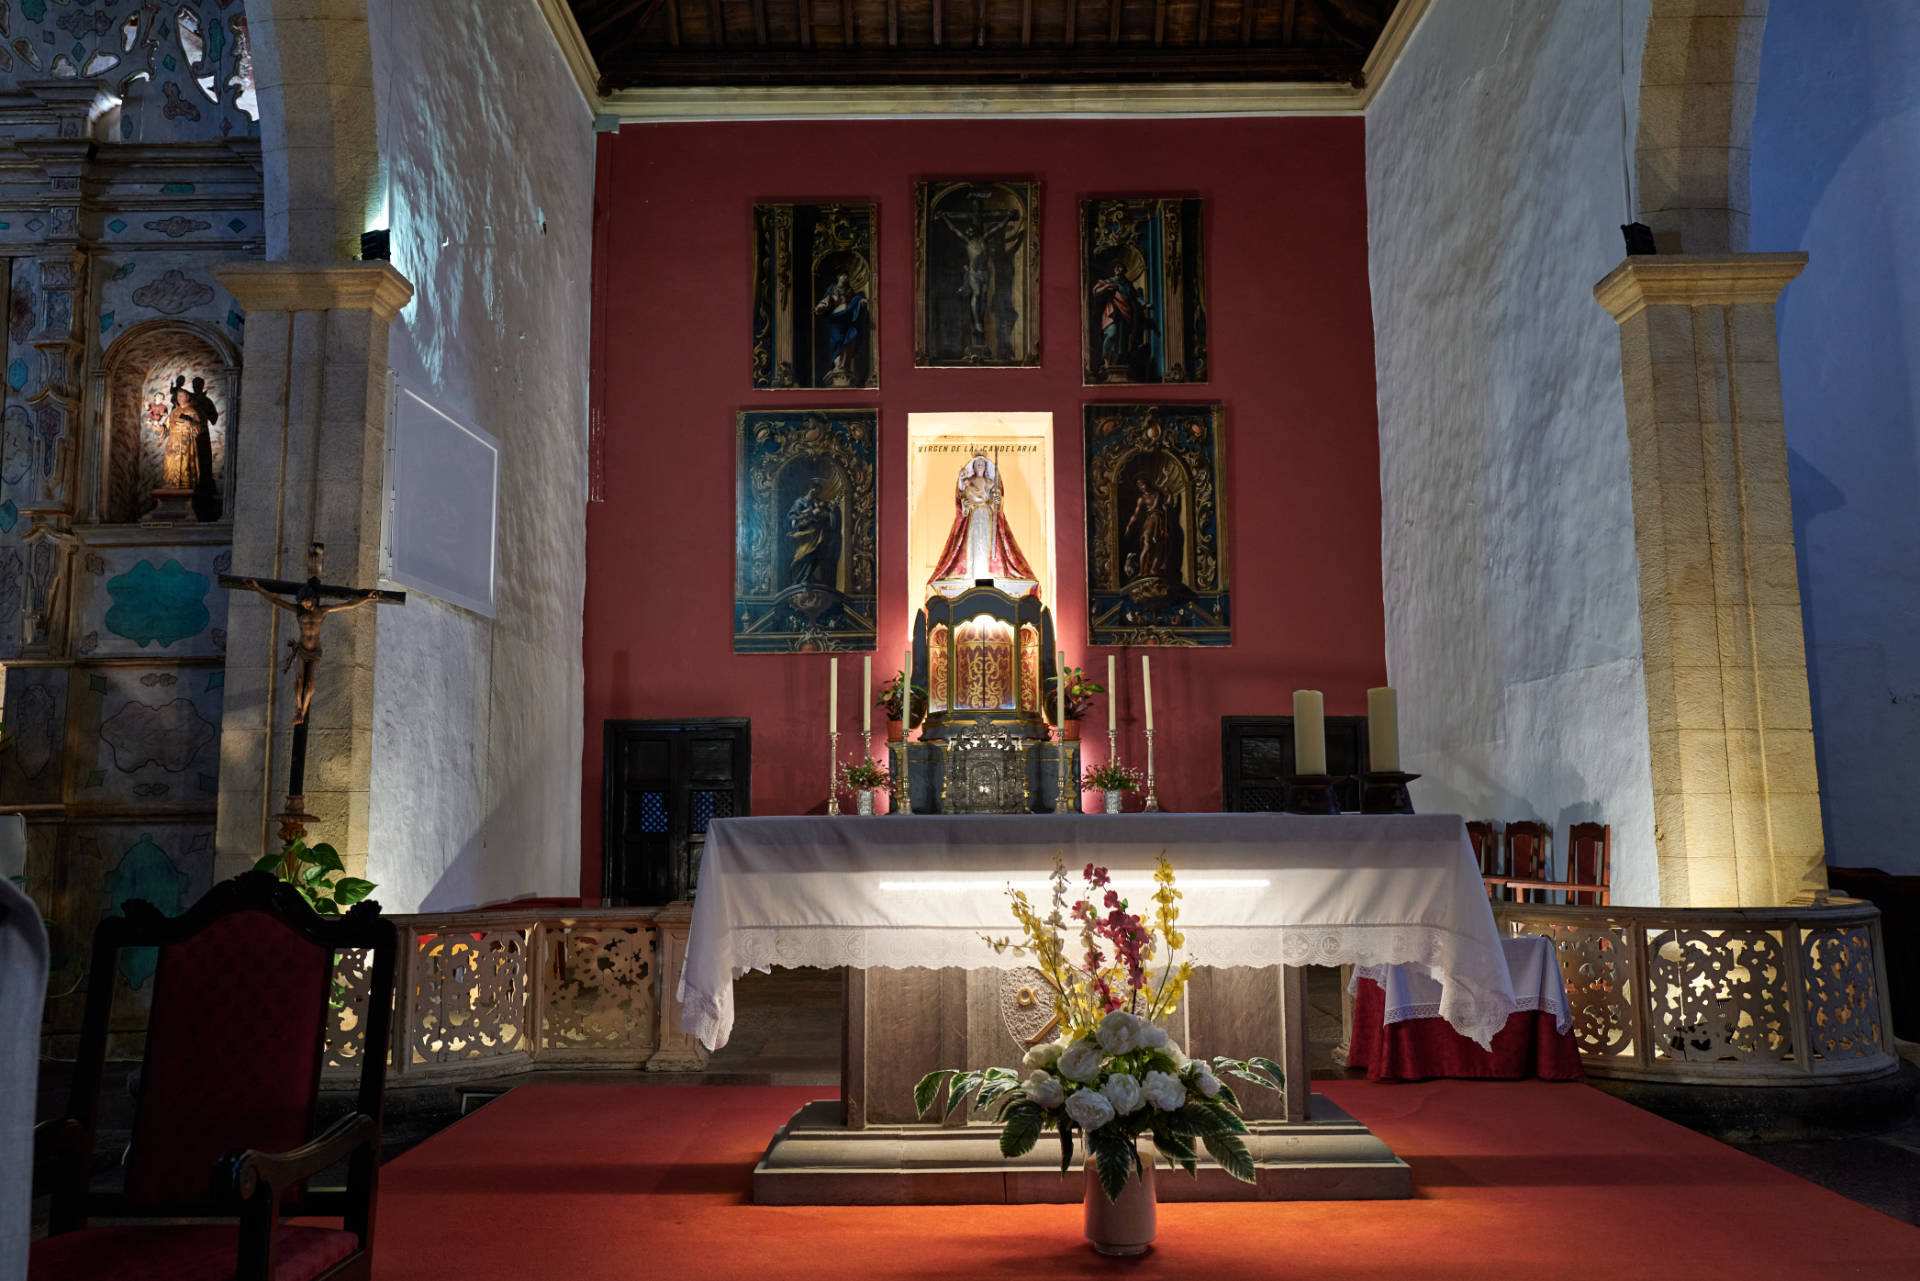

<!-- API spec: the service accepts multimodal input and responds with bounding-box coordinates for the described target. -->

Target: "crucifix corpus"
[218,542,405,844]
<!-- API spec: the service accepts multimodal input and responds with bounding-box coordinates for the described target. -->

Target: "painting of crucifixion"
[914,179,1040,368]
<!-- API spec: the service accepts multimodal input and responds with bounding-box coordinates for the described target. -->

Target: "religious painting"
[913,180,1040,368]
[1080,197,1208,386]
[735,409,878,653]
[750,203,878,390]
[1083,403,1229,647]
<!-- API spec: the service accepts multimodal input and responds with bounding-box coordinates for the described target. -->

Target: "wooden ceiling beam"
[1281,0,1296,45]
[708,0,726,46]
[843,0,856,45]
[975,0,989,47]
[887,0,899,45]
[933,0,943,45]
[1197,0,1211,46]
[799,0,813,46]
[666,0,682,46]
[750,0,768,43]
[599,46,1363,83]
[1153,0,1165,43]
[1107,0,1120,43]
[1241,0,1256,45]
[591,0,676,59]
[585,0,660,39]
[1022,0,1034,47]
[1066,0,1077,45]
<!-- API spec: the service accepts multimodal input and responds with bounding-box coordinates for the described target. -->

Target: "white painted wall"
[1752,0,1920,874]
[1366,0,1660,904]
[363,0,593,909]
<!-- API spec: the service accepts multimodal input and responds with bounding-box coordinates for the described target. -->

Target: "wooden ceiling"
[571,0,1401,91]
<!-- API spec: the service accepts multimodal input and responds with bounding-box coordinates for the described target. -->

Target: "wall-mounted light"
[1621,222,1656,256]
[359,229,390,262]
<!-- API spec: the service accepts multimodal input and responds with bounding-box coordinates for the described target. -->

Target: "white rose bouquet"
[915,856,1285,1203]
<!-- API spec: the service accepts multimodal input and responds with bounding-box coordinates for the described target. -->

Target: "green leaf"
[999,1103,1045,1158]
[977,1077,1017,1109]
[299,861,327,884]
[312,897,341,915]
[1090,1127,1136,1204]
[913,1070,953,1118]
[944,1071,982,1122]
[1168,1104,1233,1139]
[332,877,376,906]
[1153,1131,1199,1177]
[1212,1080,1241,1112]
[308,843,345,873]
[1201,1131,1256,1184]
[1057,1116,1075,1176]
[251,854,282,875]
[1250,1056,1287,1092]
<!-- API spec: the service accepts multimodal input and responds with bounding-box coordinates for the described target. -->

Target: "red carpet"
[369,1082,1920,1280]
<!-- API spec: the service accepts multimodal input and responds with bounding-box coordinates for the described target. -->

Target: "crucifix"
[218,542,405,843]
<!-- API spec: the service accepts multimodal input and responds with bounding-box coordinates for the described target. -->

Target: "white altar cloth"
[1354,933,1573,1035]
[681,812,1517,1052]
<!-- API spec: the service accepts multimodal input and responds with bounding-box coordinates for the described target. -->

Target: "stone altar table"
[682,812,1515,1204]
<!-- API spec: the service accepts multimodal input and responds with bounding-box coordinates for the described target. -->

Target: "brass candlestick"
[1054,735,1076,812]
[1360,771,1421,815]
[827,729,841,816]
[1143,727,1161,811]
[896,727,914,815]
[1282,774,1341,815]
[1107,727,1118,769]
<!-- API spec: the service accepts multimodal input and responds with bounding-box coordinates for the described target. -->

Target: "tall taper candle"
[1056,650,1068,730]
[1142,655,1154,732]
[1293,689,1326,774]
[862,655,871,734]
[1367,686,1400,772]
[904,648,914,727]
[829,657,838,734]
[1107,655,1117,734]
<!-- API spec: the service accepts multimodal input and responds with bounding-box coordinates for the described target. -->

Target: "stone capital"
[1594,253,1809,323]
[215,260,415,323]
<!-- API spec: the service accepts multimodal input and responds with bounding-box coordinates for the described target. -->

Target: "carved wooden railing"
[324,904,707,1083]
[1496,899,1899,1085]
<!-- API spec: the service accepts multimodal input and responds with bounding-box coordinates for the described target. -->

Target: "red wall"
[583,118,1383,896]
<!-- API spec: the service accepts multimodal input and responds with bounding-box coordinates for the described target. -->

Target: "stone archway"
[1636,1,1770,254]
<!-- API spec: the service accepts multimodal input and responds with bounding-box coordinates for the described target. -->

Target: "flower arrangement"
[836,757,894,794]
[876,670,928,723]
[1081,760,1144,794]
[916,857,1283,1204]
[1045,666,1106,720]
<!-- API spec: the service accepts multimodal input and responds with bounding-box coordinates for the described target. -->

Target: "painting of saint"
[915,180,1040,368]
[736,410,878,653]
[751,204,878,390]
[1084,404,1228,647]
[1081,198,1207,385]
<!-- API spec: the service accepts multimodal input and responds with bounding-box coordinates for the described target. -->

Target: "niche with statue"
[98,322,235,524]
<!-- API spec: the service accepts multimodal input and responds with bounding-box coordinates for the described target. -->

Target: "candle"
[1293,689,1326,775]
[863,655,872,734]
[1142,655,1154,732]
[1056,649,1068,732]
[829,657,838,734]
[904,647,914,727]
[1367,686,1400,772]
[1107,655,1117,733]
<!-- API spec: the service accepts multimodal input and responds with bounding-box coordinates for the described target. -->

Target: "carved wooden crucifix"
[219,542,405,842]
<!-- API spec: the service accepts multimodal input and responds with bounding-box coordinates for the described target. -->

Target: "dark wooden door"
[602,719,750,905]
[1221,715,1370,813]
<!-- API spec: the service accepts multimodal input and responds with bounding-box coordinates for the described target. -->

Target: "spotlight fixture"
[359,229,390,262]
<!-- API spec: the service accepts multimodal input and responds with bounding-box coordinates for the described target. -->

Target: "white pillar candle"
[1107,655,1117,733]
[1293,689,1326,775]
[904,647,914,726]
[1056,649,1068,731]
[1367,686,1400,772]
[829,657,838,734]
[1142,654,1154,732]
[863,655,872,734]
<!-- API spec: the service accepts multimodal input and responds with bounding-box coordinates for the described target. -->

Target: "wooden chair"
[1565,822,1612,906]
[1503,821,1552,904]
[1465,821,1501,877]
[32,871,397,1281]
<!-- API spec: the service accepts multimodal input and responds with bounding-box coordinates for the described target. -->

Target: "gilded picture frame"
[913,179,1041,368]
[1080,197,1208,386]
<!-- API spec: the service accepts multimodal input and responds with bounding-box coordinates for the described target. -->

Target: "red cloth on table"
[1348,976,1583,1082]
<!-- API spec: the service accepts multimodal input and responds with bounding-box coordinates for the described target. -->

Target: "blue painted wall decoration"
[105,832,190,988]
[104,558,212,647]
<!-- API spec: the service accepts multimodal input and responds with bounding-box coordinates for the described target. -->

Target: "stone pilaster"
[1596,253,1823,907]
[211,261,413,880]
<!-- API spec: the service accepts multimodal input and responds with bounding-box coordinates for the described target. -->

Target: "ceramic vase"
[1083,1151,1156,1256]
[1104,789,1123,814]
[857,789,875,816]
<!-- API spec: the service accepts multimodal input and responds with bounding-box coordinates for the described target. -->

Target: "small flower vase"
[1104,789,1123,814]
[1083,1151,1156,1256]
[856,789,875,816]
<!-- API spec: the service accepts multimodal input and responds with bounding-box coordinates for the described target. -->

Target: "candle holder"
[827,729,841,816]
[1360,771,1421,815]
[1282,774,1342,815]
[895,729,914,815]
[1107,727,1118,769]
[1143,727,1161,812]
[1054,734,1076,812]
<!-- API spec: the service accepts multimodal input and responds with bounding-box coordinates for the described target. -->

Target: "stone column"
[1596,253,1824,907]
[211,262,413,881]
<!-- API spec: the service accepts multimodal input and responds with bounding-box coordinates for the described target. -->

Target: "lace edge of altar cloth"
[677,921,1519,1053]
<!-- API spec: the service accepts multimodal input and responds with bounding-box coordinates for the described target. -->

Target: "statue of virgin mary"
[927,452,1039,598]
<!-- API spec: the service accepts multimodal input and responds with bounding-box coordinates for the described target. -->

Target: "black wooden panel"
[1221,714,1369,814]
[603,719,751,905]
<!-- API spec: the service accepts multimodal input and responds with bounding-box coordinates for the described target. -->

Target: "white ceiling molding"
[535,0,602,114]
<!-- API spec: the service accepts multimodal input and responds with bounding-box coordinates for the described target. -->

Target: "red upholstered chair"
[32,871,397,1281]
[1565,822,1612,906]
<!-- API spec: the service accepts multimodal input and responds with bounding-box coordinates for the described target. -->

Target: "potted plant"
[1081,760,1144,814]
[916,858,1284,1256]
[875,670,927,742]
[1045,666,1106,741]
[836,757,893,815]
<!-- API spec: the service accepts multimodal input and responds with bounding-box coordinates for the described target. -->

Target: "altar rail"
[323,904,707,1084]
[1495,899,1900,1085]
